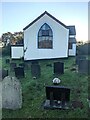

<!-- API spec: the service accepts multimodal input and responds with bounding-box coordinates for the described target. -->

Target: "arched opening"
[38,23,53,49]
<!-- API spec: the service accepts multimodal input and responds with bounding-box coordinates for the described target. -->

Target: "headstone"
[46,86,70,102]
[54,62,64,75]
[44,86,70,109]
[14,67,25,78]
[0,69,8,80]
[2,76,22,110]
[10,63,17,71]
[78,60,90,74]
[6,59,10,64]
[31,64,41,78]
[75,55,86,65]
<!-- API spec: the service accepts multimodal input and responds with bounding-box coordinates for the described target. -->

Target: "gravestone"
[43,86,70,109]
[78,60,90,74]
[6,59,10,64]
[2,76,22,110]
[54,62,64,75]
[14,67,25,78]
[75,55,86,65]
[10,63,17,71]
[0,69,8,80]
[31,64,41,78]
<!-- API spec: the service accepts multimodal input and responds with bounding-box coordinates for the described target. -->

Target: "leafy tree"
[2,43,11,56]
[77,42,90,55]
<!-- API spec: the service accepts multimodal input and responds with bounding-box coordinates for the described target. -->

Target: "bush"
[2,43,11,56]
[77,43,90,55]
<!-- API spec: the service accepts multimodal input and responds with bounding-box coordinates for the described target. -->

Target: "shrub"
[2,43,11,56]
[77,43,90,55]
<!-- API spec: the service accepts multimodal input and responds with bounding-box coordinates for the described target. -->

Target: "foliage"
[77,43,90,55]
[2,31,23,46]
[2,43,11,56]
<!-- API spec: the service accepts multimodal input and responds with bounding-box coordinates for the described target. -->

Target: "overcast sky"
[1,1,89,42]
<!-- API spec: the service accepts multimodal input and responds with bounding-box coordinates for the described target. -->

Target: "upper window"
[69,42,72,49]
[38,23,53,49]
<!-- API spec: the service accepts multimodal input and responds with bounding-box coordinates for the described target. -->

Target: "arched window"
[38,23,53,49]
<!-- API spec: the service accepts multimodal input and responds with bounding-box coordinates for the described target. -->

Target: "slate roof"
[67,26,76,35]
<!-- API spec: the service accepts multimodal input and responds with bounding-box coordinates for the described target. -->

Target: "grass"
[1,55,89,119]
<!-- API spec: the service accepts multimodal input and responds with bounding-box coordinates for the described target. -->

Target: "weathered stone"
[2,76,22,110]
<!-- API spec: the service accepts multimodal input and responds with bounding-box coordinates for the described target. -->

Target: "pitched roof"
[23,11,67,30]
[67,26,76,35]
[23,11,76,36]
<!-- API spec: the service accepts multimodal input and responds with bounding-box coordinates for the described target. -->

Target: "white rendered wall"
[24,14,69,60]
[11,46,24,59]
[69,44,76,56]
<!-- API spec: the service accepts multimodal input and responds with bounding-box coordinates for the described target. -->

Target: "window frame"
[38,23,53,49]
[69,42,73,49]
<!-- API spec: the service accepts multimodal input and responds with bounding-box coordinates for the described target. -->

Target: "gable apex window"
[38,23,53,49]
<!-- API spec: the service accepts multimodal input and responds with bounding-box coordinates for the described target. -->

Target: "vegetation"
[77,43,90,55]
[1,35,89,118]
[1,31,23,45]
[2,56,89,119]
[2,43,11,56]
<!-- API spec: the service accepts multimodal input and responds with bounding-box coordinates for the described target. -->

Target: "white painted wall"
[11,46,24,59]
[24,14,69,60]
[69,44,76,56]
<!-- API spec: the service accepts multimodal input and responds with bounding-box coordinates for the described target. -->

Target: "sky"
[1,1,89,42]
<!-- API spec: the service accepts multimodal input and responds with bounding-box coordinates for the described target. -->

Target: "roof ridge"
[23,11,67,30]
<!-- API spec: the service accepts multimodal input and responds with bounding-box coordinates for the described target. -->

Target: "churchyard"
[1,55,89,118]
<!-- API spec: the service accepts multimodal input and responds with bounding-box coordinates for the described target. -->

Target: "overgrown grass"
[2,56,89,118]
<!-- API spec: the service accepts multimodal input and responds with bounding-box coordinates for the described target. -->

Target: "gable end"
[23,11,67,30]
